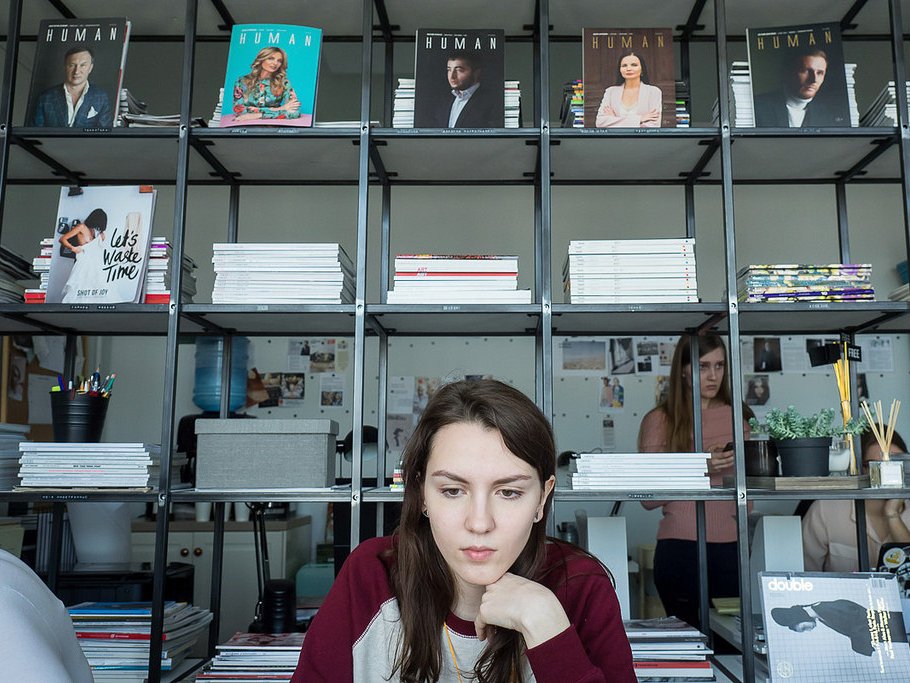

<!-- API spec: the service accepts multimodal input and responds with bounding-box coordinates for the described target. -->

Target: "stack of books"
[624,617,715,681]
[145,238,197,304]
[570,452,710,491]
[560,79,584,128]
[392,80,523,128]
[860,80,910,127]
[211,243,355,304]
[387,254,532,304]
[563,238,698,304]
[0,245,31,303]
[675,80,691,128]
[0,423,28,489]
[16,442,161,489]
[194,632,305,682]
[68,601,212,681]
[736,264,874,303]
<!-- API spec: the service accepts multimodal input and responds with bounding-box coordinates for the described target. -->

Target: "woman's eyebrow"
[429,470,533,486]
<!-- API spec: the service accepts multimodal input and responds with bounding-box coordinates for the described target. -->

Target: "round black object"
[260,578,297,633]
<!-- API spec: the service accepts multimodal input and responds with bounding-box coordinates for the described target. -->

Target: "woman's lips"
[463,547,494,561]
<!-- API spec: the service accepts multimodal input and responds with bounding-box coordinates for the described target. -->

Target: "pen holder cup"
[50,392,109,442]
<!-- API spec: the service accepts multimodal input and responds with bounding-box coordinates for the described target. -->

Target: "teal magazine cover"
[219,23,322,127]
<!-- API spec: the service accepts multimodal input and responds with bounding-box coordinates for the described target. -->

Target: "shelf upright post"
[688,334,711,641]
[889,0,910,304]
[148,0,199,679]
[205,178,241,656]
[0,0,21,229]
[712,1,752,679]
[537,0,553,421]
[349,0,375,550]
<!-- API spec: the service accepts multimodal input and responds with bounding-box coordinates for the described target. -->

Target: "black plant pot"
[774,436,832,477]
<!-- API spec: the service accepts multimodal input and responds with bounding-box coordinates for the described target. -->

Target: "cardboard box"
[195,419,338,489]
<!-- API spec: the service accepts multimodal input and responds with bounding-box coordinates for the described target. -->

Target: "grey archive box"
[195,419,339,489]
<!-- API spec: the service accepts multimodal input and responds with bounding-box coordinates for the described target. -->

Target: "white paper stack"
[195,632,305,681]
[144,238,197,304]
[504,80,521,127]
[860,80,910,127]
[212,243,355,304]
[69,601,212,681]
[16,442,161,489]
[388,254,532,304]
[563,238,698,304]
[0,423,29,489]
[210,87,224,126]
[570,452,710,490]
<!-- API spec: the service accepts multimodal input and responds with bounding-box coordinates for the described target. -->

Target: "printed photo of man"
[28,45,112,128]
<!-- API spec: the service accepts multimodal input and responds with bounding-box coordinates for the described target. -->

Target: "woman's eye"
[499,489,522,500]
[440,488,462,498]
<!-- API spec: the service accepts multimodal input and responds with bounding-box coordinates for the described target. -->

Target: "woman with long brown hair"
[231,46,301,122]
[637,333,752,629]
[294,378,634,682]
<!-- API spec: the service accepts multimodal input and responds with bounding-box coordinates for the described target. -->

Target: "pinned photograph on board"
[745,374,770,406]
[753,337,782,372]
[560,339,607,373]
[609,337,635,374]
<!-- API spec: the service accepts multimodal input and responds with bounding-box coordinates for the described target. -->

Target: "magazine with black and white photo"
[45,186,157,304]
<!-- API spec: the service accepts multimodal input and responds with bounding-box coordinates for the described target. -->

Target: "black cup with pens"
[49,372,116,443]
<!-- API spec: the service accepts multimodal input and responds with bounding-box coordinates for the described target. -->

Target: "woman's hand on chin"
[474,573,570,648]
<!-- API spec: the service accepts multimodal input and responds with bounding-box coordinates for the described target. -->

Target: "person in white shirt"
[0,549,92,681]
[753,48,845,127]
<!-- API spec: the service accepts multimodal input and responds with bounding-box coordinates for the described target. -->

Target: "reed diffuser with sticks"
[861,399,903,488]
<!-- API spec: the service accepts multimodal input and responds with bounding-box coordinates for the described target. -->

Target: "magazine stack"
[624,617,715,681]
[889,283,910,302]
[16,442,161,489]
[736,264,874,303]
[504,80,521,127]
[387,254,532,304]
[0,245,31,303]
[211,243,355,304]
[68,601,212,682]
[570,452,710,491]
[145,238,197,304]
[0,423,29,490]
[560,79,584,127]
[860,81,910,127]
[194,632,305,681]
[563,238,698,304]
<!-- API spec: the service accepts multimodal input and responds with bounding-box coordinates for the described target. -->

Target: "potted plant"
[749,407,866,477]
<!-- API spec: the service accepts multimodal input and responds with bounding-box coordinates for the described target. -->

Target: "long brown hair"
[643,333,752,452]
[389,378,555,682]
[242,47,290,98]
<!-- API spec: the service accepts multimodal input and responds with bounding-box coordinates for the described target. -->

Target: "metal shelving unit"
[2,1,909,682]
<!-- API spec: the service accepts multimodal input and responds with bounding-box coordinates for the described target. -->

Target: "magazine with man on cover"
[413,29,505,128]
[46,185,157,304]
[582,28,676,129]
[25,18,130,128]
[219,24,322,128]
[747,22,851,128]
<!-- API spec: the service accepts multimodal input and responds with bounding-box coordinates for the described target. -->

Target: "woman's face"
[261,52,283,74]
[422,422,553,600]
[683,346,726,401]
[620,55,642,81]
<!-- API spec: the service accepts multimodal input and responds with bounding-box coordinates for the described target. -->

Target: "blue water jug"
[193,336,249,412]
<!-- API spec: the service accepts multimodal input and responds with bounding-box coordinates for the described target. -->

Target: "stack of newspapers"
[0,245,30,303]
[195,632,305,682]
[16,443,161,489]
[736,264,874,303]
[211,243,355,304]
[0,423,29,490]
[570,452,710,491]
[387,254,532,304]
[563,238,698,304]
[860,80,910,126]
[68,601,212,682]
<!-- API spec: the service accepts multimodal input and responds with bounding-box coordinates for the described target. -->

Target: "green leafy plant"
[749,406,866,440]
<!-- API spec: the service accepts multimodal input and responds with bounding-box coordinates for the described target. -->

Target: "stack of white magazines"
[563,238,698,304]
[0,423,29,489]
[571,452,710,490]
[211,243,355,304]
[388,253,532,304]
[16,442,160,489]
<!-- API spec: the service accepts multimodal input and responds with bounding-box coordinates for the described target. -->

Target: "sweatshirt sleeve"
[527,554,636,683]
[292,537,391,682]
[801,501,830,572]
